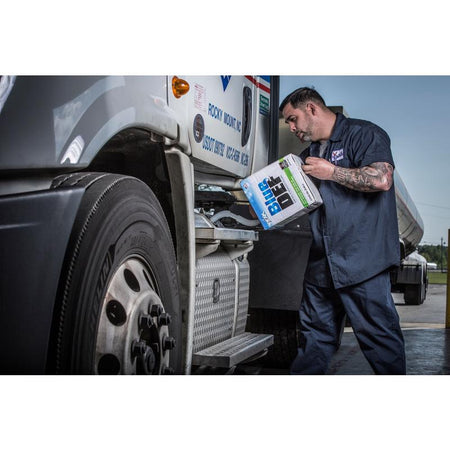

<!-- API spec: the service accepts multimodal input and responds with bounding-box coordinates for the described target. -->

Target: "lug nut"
[149,304,163,317]
[158,313,172,326]
[145,348,156,373]
[161,365,175,375]
[131,340,147,358]
[162,336,176,351]
[151,343,160,353]
[139,314,155,330]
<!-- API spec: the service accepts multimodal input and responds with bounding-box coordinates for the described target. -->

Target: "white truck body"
[0,75,276,374]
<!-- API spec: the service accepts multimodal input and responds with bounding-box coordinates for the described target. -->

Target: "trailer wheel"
[404,273,427,305]
[50,173,181,374]
[404,285,422,305]
[246,308,300,369]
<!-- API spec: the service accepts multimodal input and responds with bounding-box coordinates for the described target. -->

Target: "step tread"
[192,332,273,368]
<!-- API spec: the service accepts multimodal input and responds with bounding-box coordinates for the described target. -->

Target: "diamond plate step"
[192,332,274,368]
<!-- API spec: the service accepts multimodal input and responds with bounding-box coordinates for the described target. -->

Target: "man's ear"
[307,102,318,115]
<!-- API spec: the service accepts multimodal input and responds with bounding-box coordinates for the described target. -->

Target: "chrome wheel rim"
[94,256,173,375]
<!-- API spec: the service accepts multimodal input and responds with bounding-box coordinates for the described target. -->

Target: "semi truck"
[0,76,426,374]
[0,75,279,374]
[391,173,428,305]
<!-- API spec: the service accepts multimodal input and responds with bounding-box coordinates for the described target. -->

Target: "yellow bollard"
[446,229,450,328]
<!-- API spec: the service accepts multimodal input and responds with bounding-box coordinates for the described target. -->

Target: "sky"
[280,76,450,246]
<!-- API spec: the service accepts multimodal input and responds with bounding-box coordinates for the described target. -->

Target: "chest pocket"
[327,146,351,168]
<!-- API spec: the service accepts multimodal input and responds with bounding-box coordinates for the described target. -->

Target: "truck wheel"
[50,173,181,374]
[404,281,425,305]
[246,308,300,369]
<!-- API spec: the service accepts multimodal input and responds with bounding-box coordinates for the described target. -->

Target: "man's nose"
[289,123,296,133]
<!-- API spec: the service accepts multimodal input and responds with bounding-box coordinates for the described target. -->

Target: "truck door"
[168,75,271,179]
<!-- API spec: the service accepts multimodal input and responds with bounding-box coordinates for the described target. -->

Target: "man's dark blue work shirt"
[300,113,400,289]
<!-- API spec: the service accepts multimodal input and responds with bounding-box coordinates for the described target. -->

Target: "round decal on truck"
[193,114,205,143]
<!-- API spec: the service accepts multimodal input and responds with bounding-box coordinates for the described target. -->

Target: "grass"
[428,271,448,285]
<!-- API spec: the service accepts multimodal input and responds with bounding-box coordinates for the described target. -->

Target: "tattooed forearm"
[332,162,394,192]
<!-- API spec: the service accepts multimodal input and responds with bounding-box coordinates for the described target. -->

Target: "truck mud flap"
[248,216,312,311]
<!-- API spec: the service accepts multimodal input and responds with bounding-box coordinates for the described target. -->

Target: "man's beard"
[297,130,313,143]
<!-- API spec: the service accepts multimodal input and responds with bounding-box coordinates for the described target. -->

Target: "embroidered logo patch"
[331,148,344,163]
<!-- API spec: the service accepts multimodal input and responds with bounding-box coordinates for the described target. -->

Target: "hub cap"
[94,256,174,374]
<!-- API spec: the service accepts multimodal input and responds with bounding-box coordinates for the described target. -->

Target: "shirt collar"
[328,112,348,142]
[306,113,347,154]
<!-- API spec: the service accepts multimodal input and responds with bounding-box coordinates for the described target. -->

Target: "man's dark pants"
[290,270,406,375]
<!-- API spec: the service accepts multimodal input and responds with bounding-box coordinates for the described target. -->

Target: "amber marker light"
[172,76,190,98]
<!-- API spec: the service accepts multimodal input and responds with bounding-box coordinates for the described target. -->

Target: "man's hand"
[303,157,335,180]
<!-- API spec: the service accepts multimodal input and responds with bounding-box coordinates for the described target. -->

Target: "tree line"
[418,244,448,269]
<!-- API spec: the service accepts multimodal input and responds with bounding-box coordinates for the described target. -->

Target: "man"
[280,87,406,375]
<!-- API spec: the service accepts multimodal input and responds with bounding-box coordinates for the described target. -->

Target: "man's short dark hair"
[279,87,326,112]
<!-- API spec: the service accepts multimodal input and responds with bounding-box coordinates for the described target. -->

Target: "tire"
[246,308,300,369]
[50,173,181,374]
[404,282,425,305]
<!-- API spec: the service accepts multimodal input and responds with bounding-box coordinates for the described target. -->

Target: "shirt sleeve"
[351,124,395,169]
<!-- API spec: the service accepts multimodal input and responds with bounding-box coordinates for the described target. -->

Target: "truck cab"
[0,75,277,374]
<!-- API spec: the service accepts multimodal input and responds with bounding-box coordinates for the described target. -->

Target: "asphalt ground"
[328,284,449,374]
[394,283,447,329]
